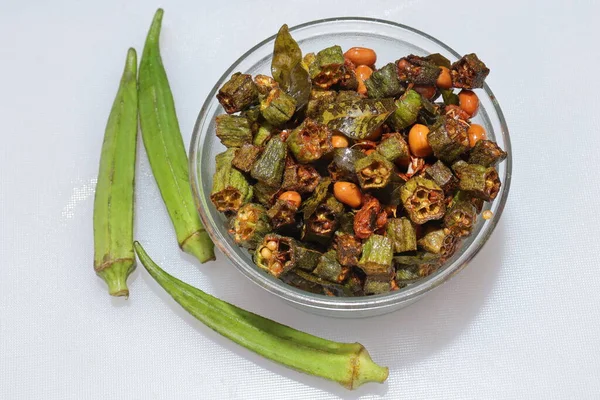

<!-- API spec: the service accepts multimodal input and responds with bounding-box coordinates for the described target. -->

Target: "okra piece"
[251,136,287,187]
[302,177,332,220]
[302,196,344,244]
[387,89,422,130]
[364,62,405,98]
[376,133,410,163]
[417,229,459,261]
[427,116,470,163]
[393,251,441,268]
[337,59,359,91]
[364,276,392,295]
[328,148,366,183]
[358,234,394,276]
[386,217,417,253]
[232,143,262,173]
[354,195,387,239]
[355,152,394,190]
[260,87,296,126]
[267,199,299,230]
[216,72,259,114]
[334,233,362,267]
[344,272,366,297]
[211,150,253,212]
[452,160,501,201]
[397,55,441,85]
[215,114,252,148]
[135,242,388,389]
[400,176,446,224]
[418,96,443,128]
[338,212,356,235]
[281,158,321,194]
[253,181,280,207]
[424,53,452,69]
[306,89,336,119]
[294,244,323,272]
[93,48,138,297]
[313,250,348,283]
[280,271,325,295]
[254,74,278,96]
[395,268,420,284]
[468,139,508,167]
[229,203,272,249]
[308,45,345,89]
[138,9,214,263]
[294,270,352,297]
[450,53,490,89]
[425,160,458,194]
[287,118,333,163]
[253,123,272,146]
[444,200,477,237]
[255,234,297,277]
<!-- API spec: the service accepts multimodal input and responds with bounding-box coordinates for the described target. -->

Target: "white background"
[1,1,600,399]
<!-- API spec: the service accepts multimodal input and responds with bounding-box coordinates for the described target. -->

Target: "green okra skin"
[134,242,389,389]
[450,53,490,89]
[302,196,344,245]
[417,229,459,260]
[395,268,420,283]
[425,160,458,194]
[251,136,287,187]
[334,233,362,267]
[397,55,441,85]
[393,251,441,268]
[427,116,470,163]
[313,250,346,283]
[267,199,299,230]
[253,181,280,208]
[282,160,321,194]
[400,176,446,224]
[355,152,394,190]
[232,143,262,173]
[93,48,138,297]
[253,123,272,146]
[444,200,477,237]
[468,139,508,167]
[138,9,214,263]
[386,217,417,254]
[260,87,296,126]
[328,148,365,183]
[215,114,253,148]
[294,245,323,271]
[229,203,272,249]
[216,72,259,114]
[387,89,422,130]
[308,45,345,89]
[364,62,404,99]
[363,276,392,295]
[302,177,332,220]
[286,118,333,163]
[358,234,394,276]
[210,152,253,212]
[452,161,501,201]
[376,133,410,163]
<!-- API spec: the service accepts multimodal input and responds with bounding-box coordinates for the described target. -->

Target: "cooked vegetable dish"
[211,24,506,296]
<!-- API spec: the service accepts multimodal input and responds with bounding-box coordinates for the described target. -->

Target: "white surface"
[1,0,599,399]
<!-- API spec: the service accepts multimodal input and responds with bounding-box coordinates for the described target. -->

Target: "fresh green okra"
[211,150,253,212]
[444,200,477,237]
[253,123,272,146]
[364,276,392,295]
[425,160,458,193]
[215,115,253,148]
[232,143,262,173]
[267,199,299,230]
[364,62,404,98]
[328,148,366,183]
[309,45,345,89]
[313,250,347,283]
[355,152,394,190]
[468,139,508,167]
[287,118,333,163]
[260,87,296,126]
[281,158,321,193]
[417,229,458,260]
[387,89,422,130]
[302,196,344,244]
[229,203,272,249]
[376,133,410,163]
[400,176,446,224]
[450,53,490,89]
[386,218,417,254]
[217,72,259,114]
[427,116,470,163]
[334,233,362,267]
[397,55,441,85]
[452,160,501,201]
[358,234,394,276]
[251,136,287,187]
[302,177,332,219]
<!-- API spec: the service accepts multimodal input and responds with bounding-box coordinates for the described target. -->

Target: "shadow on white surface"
[136,221,505,398]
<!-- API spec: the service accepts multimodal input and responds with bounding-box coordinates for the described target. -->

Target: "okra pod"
[138,9,214,263]
[302,196,344,244]
[355,152,394,190]
[211,150,253,212]
[215,114,253,148]
[286,118,333,163]
[308,45,345,89]
[255,234,297,277]
[468,139,507,167]
[267,199,299,230]
[313,250,347,283]
[450,53,490,89]
[452,161,501,201]
[400,176,446,224]
[302,177,332,220]
[425,160,458,194]
[358,234,394,276]
[364,62,404,98]
[134,242,388,389]
[417,229,459,261]
[282,158,321,194]
[251,136,287,187]
[386,217,417,253]
[397,55,441,85]
[260,87,296,126]
[93,48,138,297]
[216,72,259,114]
[387,89,422,130]
[376,133,410,163]
[229,203,272,249]
[427,116,470,163]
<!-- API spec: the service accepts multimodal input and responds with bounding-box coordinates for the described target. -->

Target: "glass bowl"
[190,18,512,318]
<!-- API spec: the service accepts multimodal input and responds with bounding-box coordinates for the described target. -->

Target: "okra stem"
[134,242,388,389]
[93,48,138,297]
[138,9,214,263]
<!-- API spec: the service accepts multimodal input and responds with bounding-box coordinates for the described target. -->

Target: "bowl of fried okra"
[190,18,511,317]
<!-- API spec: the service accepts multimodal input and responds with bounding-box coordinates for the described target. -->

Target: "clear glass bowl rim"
[189,17,512,313]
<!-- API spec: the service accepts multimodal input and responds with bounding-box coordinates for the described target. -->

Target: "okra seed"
[363,168,373,176]
[260,247,272,259]
[483,210,493,220]
[378,167,387,175]
[266,240,278,251]
[374,177,382,184]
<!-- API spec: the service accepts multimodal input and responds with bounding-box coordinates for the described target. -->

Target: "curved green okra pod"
[93,48,138,297]
[138,9,214,263]
[134,242,388,389]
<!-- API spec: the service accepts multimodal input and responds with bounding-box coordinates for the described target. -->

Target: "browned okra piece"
[215,115,253,148]
[444,200,477,237]
[425,160,458,194]
[427,116,470,163]
[450,54,490,89]
[313,250,349,283]
[334,233,362,267]
[229,203,272,249]
[260,87,296,126]
[400,176,446,225]
[417,229,459,261]
[254,234,296,277]
[355,152,394,190]
[353,195,387,240]
[396,55,442,85]
[232,143,262,173]
[254,74,279,96]
[267,199,299,230]
[286,118,333,163]
[302,196,344,244]
[358,234,394,276]
[364,62,405,99]
[281,157,321,194]
[251,136,287,187]
[452,160,501,201]
[308,45,345,89]
[216,72,259,114]
[386,217,417,253]
[211,149,253,212]
[468,139,507,167]
[376,133,410,163]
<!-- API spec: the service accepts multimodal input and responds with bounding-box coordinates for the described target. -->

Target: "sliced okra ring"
[260,87,296,126]
[396,55,441,85]
[267,199,299,230]
[211,150,253,212]
[427,116,470,163]
[400,176,446,224]
[452,160,501,201]
[355,152,394,190]
[254,234,297,278]
[302,196,344,244]
[358,234,394,276]
[308,45,345,89]
[364,62,405,99]
[281,158,321,194]
[450,53,490,89]
[387,89,422,130]
[286,118,333,163]
[250,136,287,187]
[468,139,508,167]
[216,72,259,114]
[215,114,253,148]
[444,200,477,237]
[386,217,417,254]
[425,160,458,194]
[232,143,262,173]
[376,133,410,163]
[229,203,272,249]
[417,229,459,261]
[254,74,279,96]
